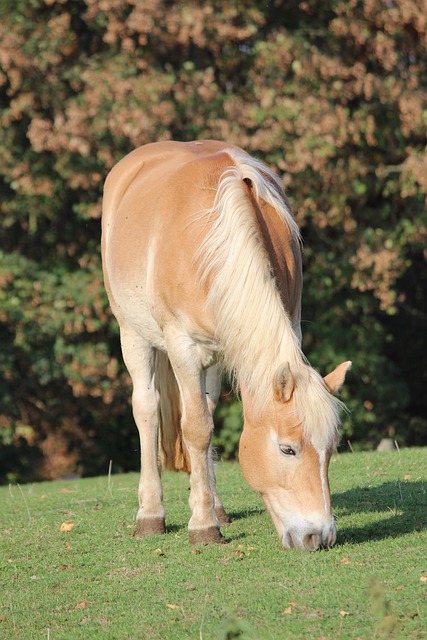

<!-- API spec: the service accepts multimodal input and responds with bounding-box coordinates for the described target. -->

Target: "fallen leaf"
[283,606,293,615]
[420,576,427,582]
[0,615,6,621]
[166,604,179,610]
[74,601,87,609]
[59,564,72,570]
[64,544,72,550]
[60,521,74,533]
[191,549,201,555]
[339,610,350,617]
[59,488,77,493]
[153,548,165,556]
[340,558,351,565]
[40,495,46,500]
[231,549,245,558]
[403,474,411,480]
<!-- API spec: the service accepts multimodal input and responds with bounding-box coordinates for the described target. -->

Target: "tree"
[0,0,425,482]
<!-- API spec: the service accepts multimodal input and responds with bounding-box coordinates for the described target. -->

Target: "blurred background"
[0,0,425,483]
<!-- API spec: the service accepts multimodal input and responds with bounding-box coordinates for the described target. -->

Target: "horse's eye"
[280,445,296,456]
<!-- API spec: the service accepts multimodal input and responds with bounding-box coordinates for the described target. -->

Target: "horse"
[101,140,351,551]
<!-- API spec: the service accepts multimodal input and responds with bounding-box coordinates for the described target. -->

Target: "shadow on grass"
[226,507,265,522]
[333,480,427,545]
[165,523,184,534]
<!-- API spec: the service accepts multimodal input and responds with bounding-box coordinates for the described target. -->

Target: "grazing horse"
[101,140,351,551]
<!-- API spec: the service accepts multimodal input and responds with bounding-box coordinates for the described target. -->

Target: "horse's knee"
[132,386,159,425]
[181,418,212,453]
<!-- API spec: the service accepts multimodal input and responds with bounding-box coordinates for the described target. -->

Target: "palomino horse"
[101,140,351,551]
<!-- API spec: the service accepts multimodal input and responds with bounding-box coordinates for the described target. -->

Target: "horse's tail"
[156,350,191,472]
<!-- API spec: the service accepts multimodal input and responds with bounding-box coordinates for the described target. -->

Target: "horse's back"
[103,140,239,222]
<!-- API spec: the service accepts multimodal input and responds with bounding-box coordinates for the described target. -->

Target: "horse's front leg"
[120,325,165,535]
[167,342,223,544]
[185,398,224,544]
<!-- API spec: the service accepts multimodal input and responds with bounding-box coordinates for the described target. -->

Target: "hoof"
[189,526,225,545]
[215,506,231,526]
[134,517,166,536]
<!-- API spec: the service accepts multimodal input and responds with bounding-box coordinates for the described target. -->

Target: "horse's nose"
[302,532,322,551]
[285,520,336,551]
[301,525,336,551]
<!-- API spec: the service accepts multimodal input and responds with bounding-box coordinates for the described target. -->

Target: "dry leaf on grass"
[166,604,179,610]
[60,521,74,532]
[59,488,77,493]
[339,610,350,617]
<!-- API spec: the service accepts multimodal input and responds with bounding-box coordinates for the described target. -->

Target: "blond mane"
[195,149,344,450]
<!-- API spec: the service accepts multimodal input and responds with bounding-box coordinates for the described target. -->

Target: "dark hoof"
[189,526,225,545]
[215,506,231,526]
[134,517,166,536]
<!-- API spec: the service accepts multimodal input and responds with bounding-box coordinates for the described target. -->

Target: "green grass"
[1,449,426,640]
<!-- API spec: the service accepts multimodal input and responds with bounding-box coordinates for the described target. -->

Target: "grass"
[1,448,426,640]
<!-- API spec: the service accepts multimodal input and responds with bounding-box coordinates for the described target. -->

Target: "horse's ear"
[323,361,352,394]
[273,362,295,403]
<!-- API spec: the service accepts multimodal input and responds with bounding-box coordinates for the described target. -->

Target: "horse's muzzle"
[282,519,337,551]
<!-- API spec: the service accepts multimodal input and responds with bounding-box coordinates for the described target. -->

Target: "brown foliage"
[0,0,426,480]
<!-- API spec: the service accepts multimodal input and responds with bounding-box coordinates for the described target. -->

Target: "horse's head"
[239,361,351,551]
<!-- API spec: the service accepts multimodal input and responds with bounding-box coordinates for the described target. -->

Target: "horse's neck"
[251,196,303,330]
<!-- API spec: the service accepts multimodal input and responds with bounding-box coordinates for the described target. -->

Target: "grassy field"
[1,448,426,640]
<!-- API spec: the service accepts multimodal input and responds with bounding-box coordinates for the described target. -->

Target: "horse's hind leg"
[206,365,230,526]
[119,324,165,535]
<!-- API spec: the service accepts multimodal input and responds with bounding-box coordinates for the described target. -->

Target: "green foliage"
[214,391,244,460]
[0,450,426,639]
[0,0,426,480]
